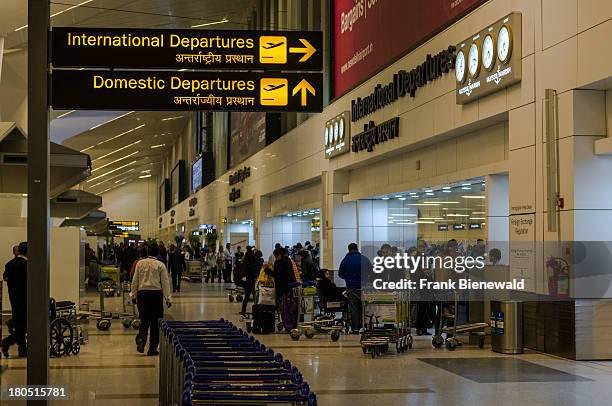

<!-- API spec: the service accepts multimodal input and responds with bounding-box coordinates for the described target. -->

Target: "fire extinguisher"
[545,257,569,298]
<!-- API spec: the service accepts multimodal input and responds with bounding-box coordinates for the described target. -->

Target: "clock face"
[497,25,511,63]
[455,50,466,83]
[468,42,480,77]
[339,118,345,140]
[482,34,495,70]
[333,122,339,142]
[324,126,329,145]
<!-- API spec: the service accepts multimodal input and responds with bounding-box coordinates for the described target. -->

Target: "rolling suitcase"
[252,304,276,334]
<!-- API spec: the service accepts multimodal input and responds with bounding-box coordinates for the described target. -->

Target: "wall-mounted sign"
[455,13,522,104]
[438,224,449,231]
[229,167,251,186]
[229,188,241,203]
[453,224,465,230]
[351,46,455,122]
[51,70,323,112]
[469,223,482,229]
[109,220,140,232]
[333,0,486,97]
[324,111,350,159]
[311,218,321,232]
[51,28,323,72]
[351,117,400,153]
[191,156,203,193]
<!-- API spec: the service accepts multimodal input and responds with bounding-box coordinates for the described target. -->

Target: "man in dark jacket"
[168,244,186,293]
[299,250,318,283]
[2,242,28,357]
[338,243,371,333]
[240,247,260,314]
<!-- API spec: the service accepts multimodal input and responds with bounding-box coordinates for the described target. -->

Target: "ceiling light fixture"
[56,110,76,119]
[414,221,435,224]
[161,115,184,121]
[470,217,486,220]
[381,197,390,200]
[92,151,139,173]
[89,111,135,131]
[191,17,229,28]
[92,139,142,162]
[88,169,136,188]
[446,213,470,217]
[87,160,138,183]
[423,201,460,204]
[462,195,486,199]
[139,174,152,179]
[81,124,145,152]
[151,144,166,149]
[408,203,440,206]
[16,0,94,31]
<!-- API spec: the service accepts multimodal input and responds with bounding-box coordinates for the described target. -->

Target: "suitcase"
[252,304,276,334]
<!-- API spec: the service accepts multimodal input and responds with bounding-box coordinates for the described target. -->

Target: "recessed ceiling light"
[442,186,451,190]
[139,174,152,179]
[426,192,435,196]
[191,17,229,28]
[381,197,390,200]
[92,139,142,162]
[87,160,138,183]
[446,213,470,217]
[81,123,145,152]
[443,190,452,193]
[409,192,418,195]
[462,187,471,190]
[462,183,471,186]
[89,111,135,131]
[398,197,407,201]
[161,115,184,121]
[151,144,166,149]
[469,217,485,220]
[462,195,485,199]
[92,151,139,172]
[423,201,459,204]
[414,221,435,224]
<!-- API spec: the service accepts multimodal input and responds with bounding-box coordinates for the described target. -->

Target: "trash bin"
[490,300,523,354]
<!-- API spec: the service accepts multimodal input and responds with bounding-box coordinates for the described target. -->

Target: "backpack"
[233,261,248,287]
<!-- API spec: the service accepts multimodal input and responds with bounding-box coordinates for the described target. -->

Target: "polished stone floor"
[2,281,612,405]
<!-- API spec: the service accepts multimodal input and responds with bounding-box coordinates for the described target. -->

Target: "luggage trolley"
[360,291,412,358]
[290,282,343,342]
[431,290,490,350]
[159,319,318,406]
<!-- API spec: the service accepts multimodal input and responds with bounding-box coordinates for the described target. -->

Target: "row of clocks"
[324,116,346,146]
[455,24,512,84]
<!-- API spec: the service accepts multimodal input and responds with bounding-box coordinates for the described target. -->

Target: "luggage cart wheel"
[432,335,444,348]
[446,339,457,351]
[330,330,340,342]
[131,319,141,330]
[478,337,485,349]
[96,319,111,331]
[122,319,132,328]
[277,322,284,332]
[290,329,301,341]
[71,342,81,355]
[236,295,243,302]
[228,294,234,302]
[304,329,315,339]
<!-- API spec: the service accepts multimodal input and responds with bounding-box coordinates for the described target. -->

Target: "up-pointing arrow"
[289,39,317,63]
[292,79,316,106]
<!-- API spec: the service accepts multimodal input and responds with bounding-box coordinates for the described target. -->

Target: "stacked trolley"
[160,319,317,406]
[360,291,412,358]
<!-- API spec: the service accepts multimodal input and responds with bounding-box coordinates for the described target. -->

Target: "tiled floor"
[2,281,612,405]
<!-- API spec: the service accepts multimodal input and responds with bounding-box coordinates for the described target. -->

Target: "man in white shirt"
[131,244,171,356]
[223,243,233,283]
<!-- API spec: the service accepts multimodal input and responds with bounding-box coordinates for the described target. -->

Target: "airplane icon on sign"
[262,41,285,50]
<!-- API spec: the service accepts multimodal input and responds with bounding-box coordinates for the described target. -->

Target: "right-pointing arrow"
[289,39,317,63]
[292,79,316,106]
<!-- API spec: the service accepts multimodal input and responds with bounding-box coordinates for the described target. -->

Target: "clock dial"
[482,34,495,70]
[468,42,480,77]
[339,118,345,140]
[497,25,512,63]
[324,126,329,145]
[333,121,339,142]
[455,50,466,83]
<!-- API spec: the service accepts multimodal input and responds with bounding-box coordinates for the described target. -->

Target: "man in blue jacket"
[339,243,371,333]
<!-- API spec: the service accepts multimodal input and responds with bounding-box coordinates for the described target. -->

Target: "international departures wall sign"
[50,27,323,113]
[51,70,323,112]
[51,28,322,71]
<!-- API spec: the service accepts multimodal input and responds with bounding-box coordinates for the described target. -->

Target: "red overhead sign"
[333,0,486,97]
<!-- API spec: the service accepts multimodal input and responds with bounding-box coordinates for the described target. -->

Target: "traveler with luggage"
[240,247,260,315]
[168,244,186,293]
[2,242,28,358]
[131,244,172,356]
[339,243,371,333]
[204,247,217,283]
[265,247,299,332]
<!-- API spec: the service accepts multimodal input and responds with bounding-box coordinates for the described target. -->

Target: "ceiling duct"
[0,122,91,197]
[59,209,106,229]
[51,189,102,219]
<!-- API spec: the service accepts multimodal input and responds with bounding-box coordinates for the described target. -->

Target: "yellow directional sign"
[260,78,289,106]
[292,79,316,106]
[289,39,317,63]
[259,36,288,64]
[51,28,323,71]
